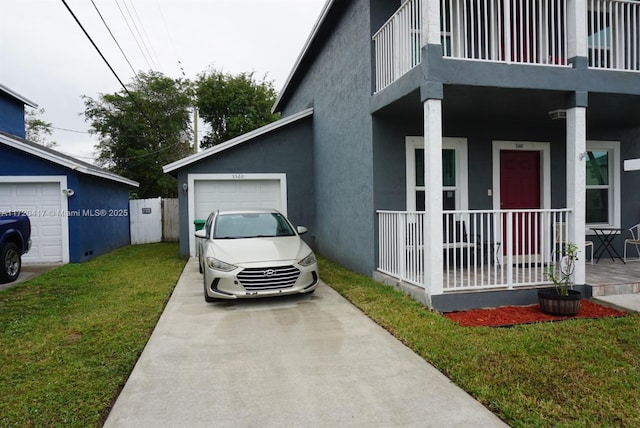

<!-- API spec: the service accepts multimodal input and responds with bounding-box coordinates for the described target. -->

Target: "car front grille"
[237,266,301,291]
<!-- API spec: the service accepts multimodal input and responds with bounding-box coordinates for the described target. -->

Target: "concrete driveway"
[104,258,508,427]
[0,263,62,291]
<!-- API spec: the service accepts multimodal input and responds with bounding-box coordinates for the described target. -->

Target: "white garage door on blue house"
[0,178,68,263]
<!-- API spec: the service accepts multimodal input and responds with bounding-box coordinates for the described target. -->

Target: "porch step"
[589,282,640,297]
[592,293,640,314]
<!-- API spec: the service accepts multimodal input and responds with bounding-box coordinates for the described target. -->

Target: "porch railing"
[588,0,640,71]
[441,0,568,65]
[377,209,573,292]
[372,0,422,92]
[373,0,639,92]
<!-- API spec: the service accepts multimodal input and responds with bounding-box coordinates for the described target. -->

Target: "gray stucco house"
[164,0,640,312]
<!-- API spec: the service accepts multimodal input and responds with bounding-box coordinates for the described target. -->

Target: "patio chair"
[624,223,640,261]
[554,223,593,264]
[443,220,478,266]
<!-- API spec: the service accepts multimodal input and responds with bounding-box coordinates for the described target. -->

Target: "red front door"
[500,150,541,258]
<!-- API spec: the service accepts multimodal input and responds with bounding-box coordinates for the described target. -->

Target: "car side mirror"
[194,229,207,239]
[297,226,308,235]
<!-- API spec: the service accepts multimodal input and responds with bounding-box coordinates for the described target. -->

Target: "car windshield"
[213,213,296,239]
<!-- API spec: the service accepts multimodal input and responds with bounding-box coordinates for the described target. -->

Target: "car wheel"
[1,242,21,283]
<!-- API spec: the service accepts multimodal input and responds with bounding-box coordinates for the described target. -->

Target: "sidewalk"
[593,293,640,313]
[104,258,508,427]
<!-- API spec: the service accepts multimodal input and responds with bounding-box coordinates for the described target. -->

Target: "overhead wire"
[113,0,154,70]
[60,0,149,122]
[126,0,163,72]
[60,0,193,164]
[155,0,187,77]
[90,0,138,77]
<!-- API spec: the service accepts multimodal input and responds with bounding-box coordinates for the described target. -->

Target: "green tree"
[195,69,279,148]
[25,107,57,147]
[83,71,193,198]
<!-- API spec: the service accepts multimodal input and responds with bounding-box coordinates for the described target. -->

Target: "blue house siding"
[0,91,28,138]
[0,142,134,262]
[173,115,315,258]
[69,176,131,262]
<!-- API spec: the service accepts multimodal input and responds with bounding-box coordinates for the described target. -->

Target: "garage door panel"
[194,179,283,219]
[0,182,64,263]
[191,177,285,256]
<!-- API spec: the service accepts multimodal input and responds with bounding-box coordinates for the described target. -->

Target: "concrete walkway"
[593,293,640,313]
[104,258,508,427]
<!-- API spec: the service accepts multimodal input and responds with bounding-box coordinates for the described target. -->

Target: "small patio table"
[591,227,625,264]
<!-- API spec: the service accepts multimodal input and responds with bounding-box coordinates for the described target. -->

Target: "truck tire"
[1,242,21,283]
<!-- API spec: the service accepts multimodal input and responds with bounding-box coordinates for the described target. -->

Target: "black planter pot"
[537,289,583,316]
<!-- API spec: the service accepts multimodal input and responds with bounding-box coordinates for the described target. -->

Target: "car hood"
[206,236,312,265]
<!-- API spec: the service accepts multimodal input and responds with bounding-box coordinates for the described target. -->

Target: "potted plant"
[539,242,582,316]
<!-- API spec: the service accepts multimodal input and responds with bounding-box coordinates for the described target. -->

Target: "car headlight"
[299,252,317,267]
[205,257,237,272]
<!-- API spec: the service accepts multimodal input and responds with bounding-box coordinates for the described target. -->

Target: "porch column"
[567,0,588,60]
[423,96,443,297]
[423,0,441,46]
[566,94,587,285]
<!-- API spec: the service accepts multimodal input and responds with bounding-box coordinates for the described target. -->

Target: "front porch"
[376,209,640,309]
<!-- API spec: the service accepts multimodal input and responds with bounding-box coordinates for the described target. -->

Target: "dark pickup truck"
[0,212,31,283]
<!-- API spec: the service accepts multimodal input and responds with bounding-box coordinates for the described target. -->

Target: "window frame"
[586,140,620,231]
[405,137,468,211]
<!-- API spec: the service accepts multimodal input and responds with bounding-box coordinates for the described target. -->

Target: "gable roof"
[0,84,38,108]
[272,0,337,113]
[0,131,139,187]
[163,107,314,174]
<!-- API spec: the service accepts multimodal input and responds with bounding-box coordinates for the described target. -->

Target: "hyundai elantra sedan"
[195,209,319,301]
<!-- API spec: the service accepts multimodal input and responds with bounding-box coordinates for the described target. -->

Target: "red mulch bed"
[444,300,628,327]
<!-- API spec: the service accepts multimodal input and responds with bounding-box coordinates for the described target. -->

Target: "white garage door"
[189,174,287,256]
[194,179,284,221]
[0,181,65,263]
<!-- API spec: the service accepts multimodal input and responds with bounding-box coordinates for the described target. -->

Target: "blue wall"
[0,144,132,262]
[68,175,131,262]
[0,93,27,138]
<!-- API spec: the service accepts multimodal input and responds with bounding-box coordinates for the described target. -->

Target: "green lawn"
[0,243,185,428]
[319,257,640,428]
[2,246,638,427]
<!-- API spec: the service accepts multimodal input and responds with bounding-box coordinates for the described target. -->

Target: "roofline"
[0,84,38,108]
[271,0,335,113]
[0,133,139,187]
[163,107,314,174]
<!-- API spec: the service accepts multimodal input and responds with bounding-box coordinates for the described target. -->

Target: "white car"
[195,209,319,301]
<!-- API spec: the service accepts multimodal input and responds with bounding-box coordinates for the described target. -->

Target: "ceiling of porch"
[373,85,640,129]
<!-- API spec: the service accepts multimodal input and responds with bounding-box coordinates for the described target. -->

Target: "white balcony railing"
[373,0,639,92]
[377,209,573,292]
[441,0,568,65]
[588,0,640,71]
[372,0,422,92]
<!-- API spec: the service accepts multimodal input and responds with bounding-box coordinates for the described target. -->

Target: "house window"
[585,142,620,228]
[414,149,457,210]
[406,137,468,212]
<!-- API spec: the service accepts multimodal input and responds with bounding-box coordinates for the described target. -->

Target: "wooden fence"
[129,198,179,244]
